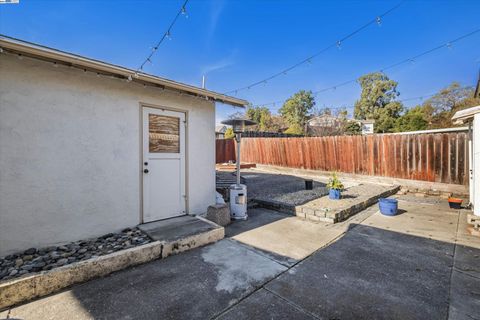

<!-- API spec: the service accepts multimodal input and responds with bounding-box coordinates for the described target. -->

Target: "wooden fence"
[216,132,469,185]
[216,139,236,164]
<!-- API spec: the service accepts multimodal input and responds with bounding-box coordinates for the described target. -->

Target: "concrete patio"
[1,195,479,319]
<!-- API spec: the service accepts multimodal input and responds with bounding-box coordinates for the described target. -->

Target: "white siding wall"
[0,53,216,255]
[474,114,480,216]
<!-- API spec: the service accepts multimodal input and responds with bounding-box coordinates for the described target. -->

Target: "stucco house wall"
[0,53,216,255]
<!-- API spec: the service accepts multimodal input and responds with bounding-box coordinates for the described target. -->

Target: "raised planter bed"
[253,183,400,223]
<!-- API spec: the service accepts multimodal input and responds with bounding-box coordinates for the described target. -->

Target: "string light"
[136,0,189,73]
[376,16,382,26]
[222,1,404,95]
[181,6,188,18]
[252,28,480,108]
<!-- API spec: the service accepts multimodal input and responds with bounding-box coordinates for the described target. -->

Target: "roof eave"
[0,36,248,108]
[451,105,480,124]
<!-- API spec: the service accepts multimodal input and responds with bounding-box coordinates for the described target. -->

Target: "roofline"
[451,105,480,124]
[0,35,248,107]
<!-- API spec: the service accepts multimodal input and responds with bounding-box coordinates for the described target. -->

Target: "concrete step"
[139,215,224,258]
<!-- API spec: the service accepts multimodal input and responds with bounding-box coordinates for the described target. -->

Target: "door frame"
[139,102,189,223]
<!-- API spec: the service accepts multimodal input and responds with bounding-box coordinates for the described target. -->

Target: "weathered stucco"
[0,53,216,255]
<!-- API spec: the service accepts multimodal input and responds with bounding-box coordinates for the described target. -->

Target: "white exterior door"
[143,107,186,222]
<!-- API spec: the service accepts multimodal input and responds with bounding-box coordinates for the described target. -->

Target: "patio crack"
[263,287,322,320]
[446,211,461,319]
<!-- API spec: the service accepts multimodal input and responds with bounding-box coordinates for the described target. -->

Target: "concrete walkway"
[2,195,479,319]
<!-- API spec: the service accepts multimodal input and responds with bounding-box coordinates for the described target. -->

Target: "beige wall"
[0,53,216,255]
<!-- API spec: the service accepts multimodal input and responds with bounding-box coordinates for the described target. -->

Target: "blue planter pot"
[329,189,341,200]
[379,198,398,216]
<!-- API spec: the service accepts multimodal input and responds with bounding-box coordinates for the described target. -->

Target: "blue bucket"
[329,189,341,200]
[379,198,398,216]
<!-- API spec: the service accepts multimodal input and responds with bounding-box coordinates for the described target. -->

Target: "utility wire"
[223,1,405,95]
[254,28,480,108]
[135,0,189,75]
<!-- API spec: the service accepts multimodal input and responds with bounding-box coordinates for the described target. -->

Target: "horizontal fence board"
[216,132,469,186]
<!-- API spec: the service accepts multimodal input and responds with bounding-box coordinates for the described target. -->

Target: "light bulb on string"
[446,42,452,50]
[181,6,188,18]
[336,41,342,50]
[166,31,172,40]
[376,16,382,26]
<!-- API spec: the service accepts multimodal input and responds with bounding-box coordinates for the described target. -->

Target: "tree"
[420,82,480,129]
[313,106,332,116]
[224,127,235,139]
[246,106,274,131]
[354,72,403,133]
[335,108,349,120]
[284,123,304,135]
[394,106,428,132]
[279,90,315,134]
[342,121,362,135]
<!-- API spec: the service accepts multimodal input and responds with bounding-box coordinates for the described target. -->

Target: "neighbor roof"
[215,125,227,133]
[452,105,480,124]
[0,35,248,108]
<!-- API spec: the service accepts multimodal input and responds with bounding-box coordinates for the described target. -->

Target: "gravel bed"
[0,227,152,282]
[242,171,329,206]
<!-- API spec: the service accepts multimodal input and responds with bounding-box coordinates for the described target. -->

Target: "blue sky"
[1,0,479,124]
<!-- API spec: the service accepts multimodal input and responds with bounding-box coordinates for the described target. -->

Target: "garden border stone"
[0,224,224,310]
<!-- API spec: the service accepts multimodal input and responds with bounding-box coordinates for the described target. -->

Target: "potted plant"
[327,172,344,200]
[448,197,463,209]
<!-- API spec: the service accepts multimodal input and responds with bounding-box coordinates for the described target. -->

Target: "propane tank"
[229,184,247,220]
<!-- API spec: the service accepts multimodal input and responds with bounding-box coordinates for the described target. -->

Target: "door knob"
[144,169,149,173]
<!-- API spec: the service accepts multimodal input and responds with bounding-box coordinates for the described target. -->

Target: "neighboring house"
[215,125,227,139]
[306,114,344,136]
[0,36,247,255]
[360,119,375,134]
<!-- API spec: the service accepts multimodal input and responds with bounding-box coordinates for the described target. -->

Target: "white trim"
[142,107,186,222]
[0,35,248,107]
[452,105,480,124]
[389,127,469,135]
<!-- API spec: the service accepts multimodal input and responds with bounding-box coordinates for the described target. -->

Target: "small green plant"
[327,172,344,191]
